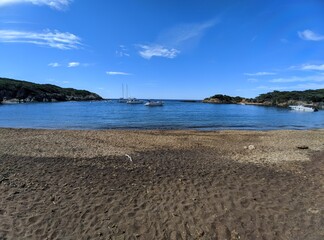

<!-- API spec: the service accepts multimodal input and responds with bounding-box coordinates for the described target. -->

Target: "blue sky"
[1,0,324,99]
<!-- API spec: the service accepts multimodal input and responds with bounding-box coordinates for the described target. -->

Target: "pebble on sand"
[244,145,255,150]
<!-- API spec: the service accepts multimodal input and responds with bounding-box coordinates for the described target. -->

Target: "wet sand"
[0,129,323,239]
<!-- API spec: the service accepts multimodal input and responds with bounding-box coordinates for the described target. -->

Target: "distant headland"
[0,78,102,103]
[203,89,324,110]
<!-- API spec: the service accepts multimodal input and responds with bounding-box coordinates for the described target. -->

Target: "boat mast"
[122,84,124,99]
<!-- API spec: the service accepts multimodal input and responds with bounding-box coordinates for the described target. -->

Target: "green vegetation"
[211,94,243,102]
[204,89,324,108]
[203,94,245,104]
[0,77,103,103]
[255,89,324,104]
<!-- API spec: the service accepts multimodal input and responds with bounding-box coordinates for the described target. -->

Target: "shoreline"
[0,128,323,239]
[1,126,324,131]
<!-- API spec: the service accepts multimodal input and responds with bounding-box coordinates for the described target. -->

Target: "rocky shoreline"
[1,94,102,104]
[203,90,324,110]
[203,98,324,109]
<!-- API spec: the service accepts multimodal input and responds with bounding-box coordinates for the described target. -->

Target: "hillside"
[0,78,103,103]
[254,89,324,106]
[204,89,324,109]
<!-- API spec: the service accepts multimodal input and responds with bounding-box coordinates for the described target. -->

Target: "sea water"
[0,100,323,130]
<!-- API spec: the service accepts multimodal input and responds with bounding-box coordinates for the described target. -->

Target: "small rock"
[297,145,309,150]
[248,145,255,150]
[231,230,241,239]
[307,208,319,214]
[198,229,205,237]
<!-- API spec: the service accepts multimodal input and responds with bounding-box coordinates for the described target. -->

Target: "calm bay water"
[0,100,323,130]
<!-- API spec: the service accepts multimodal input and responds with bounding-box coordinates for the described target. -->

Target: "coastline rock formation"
[204,89,324,109]
[203,94,246,104]
[0,77,103,103]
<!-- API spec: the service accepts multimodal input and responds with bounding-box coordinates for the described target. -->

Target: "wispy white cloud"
[106,71,131,76]
[255,83,324,92]
[289,64,324,71]
[48,62,60,67]
[81,63,94,67]
[137,19,218,59]
[255,85,288,91]
[244,72,276,76]
[300,64,324,71]
[68,62,79,67]
[159,19,218,47]
[1,20,34,24]
[0,29,82,50]
[293,83,324,89]
[116,45,130,57]
[0,0,72,10]
[298,29,324,41]
[137,44,179,59]
[49,61,92,68]
[270,75,324,83]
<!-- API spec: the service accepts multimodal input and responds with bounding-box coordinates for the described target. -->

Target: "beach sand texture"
[0,129,323,239]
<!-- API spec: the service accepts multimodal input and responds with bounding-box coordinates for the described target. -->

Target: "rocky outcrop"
[204,89,324,109]
[0,78,103,103]
[203,94,245,104]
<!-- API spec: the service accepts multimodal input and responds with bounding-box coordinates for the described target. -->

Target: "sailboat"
[117,84,127,103]
[124,85,144,104]
[127,98,144,104]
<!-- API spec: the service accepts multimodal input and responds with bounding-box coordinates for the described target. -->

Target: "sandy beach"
[0,128,323,239]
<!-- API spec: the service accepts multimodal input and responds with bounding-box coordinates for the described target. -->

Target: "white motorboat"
[145,101,164,106]
[289,105,316,112]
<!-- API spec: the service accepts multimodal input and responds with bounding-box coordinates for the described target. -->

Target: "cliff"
[204,89,324,109]
[0,78,103,103]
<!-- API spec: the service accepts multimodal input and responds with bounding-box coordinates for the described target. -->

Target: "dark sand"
[0,129,323,239]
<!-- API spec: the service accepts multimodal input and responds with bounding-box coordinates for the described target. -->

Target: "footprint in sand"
[216,223,231,239]
[28,215,41,225]
[240,198,250,208]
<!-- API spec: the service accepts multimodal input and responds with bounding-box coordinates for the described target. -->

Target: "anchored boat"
[145,101,164,106]
[126,98,144,104]
[118,84,128,103]
[289,105,317,112]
